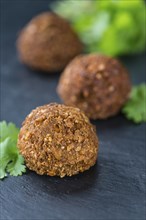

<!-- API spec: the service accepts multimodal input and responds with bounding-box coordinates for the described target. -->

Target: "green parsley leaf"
[0,121,19,143]
[6,154,26,177]
[52,0,146,56]
[0,121,26,179]
[122,84,146,123]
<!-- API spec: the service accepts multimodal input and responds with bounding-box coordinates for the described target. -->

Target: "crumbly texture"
[18,103,98,177]
[17,12,83,72]
[57,54,131,119]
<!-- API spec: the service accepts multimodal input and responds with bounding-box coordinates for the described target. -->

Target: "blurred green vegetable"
[52,0,146,56]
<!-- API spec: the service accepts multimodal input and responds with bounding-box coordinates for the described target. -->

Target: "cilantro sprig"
[52,0,146,56]
[0,121,26,179]
[122,84,146,123]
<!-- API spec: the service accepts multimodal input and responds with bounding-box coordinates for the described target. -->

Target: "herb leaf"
[0,121,19,142]
[7,154,26,177]
[122,84,146,123]
[52,0,146,56]
[0,121,26,179]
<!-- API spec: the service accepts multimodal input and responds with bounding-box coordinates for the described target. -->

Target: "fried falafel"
[57,54,131,119]
[18,103,98,177]
[17,12,83,72]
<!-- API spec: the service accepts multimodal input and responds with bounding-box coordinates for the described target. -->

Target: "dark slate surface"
[0,1,146,220]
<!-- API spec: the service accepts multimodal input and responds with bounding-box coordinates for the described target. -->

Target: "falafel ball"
[17,12,83,72]
[18,103,98,177]
[57,54,131,119]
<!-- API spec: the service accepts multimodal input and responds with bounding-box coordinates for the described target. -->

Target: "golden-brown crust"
[18,103,98,177]
[17,12,83,72]
[57,54,131,119]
